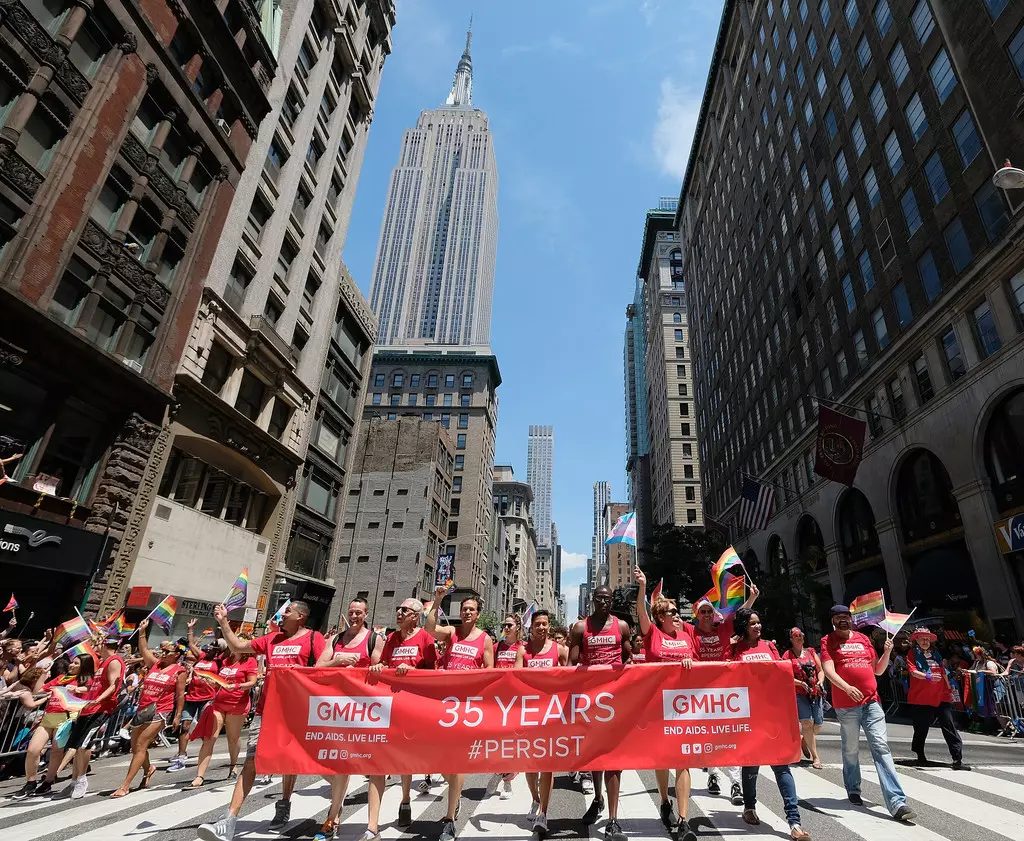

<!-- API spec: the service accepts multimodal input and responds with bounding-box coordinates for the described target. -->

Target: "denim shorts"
[797,694,824,726]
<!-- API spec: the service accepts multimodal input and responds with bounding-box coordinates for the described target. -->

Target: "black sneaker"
[581,797,605,825]
[707,773,720,796]
[268,800,291,833]
[894,805,917,823]
[439,818,457,841]
[678,828,698,841]
[730,782,743,806]
[951,760,971,771]
[31,779,53,797]
[11,780,36,800]
[604,819,626,841]
[848,793,863,806]
[659,800,677,829]
[398,802,412,828]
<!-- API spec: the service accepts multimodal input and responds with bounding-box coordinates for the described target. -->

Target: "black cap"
[830,604,852,616]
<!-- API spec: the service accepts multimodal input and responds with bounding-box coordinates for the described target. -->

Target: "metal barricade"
[0,696,37,759]
[994,675,1024,738]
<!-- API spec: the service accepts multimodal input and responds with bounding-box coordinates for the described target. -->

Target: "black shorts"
[65,712,108,750]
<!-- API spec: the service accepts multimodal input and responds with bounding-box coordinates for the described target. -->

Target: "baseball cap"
[830,604,852,616]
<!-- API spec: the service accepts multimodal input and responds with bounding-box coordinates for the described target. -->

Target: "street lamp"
[992,159,1024,190]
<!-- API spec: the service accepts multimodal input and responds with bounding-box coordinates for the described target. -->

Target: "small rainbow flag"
[149,595,177,633]
[200,627,217,640]
[114,613,136,638]
[709,546,745,604]
[521,603,537,629]
[223,568,248,612]
[51,685,91,712]
[196,672,235,690]
[850,589,886,628]
[67,639,99,662]
[54,616,93,649]
[716,571,746,619]
[876,608,914,636]
[649,579,664,603]
[421,601,433,614]
[605,512,637,547]
[3,594,17,612]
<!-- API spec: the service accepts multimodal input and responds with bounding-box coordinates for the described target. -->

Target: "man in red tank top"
[426,585,494,841]
[568,587,631,841]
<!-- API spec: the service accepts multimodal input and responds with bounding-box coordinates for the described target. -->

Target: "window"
[889,282,912,328]
[1010,26,1024,80]
[458,413,468,429]
[235,371,266,422]
[371,392,382,405]
[859,249,876,291]
[389,393,401,406]
[800,0,809,20]
[680,403,690,416]
[863,167,881,207]
[820,0,831,25]
[374,373,385,388]
[874,0,892,35]
[827,296,839,332]
[202,343,233,393]
[837,349,849,380]
[842,274,856,312]
[825,109,838,139]
[674,328,683,341]
[816,67,827,97]
[299,470,337,521]
[857,35,871,69]
[952,110,982,167]
[851,119,866,157]
[888,377,906,420]
[911,0,935,43]
[804,97,814,125]
[845,0,859,26]
[821,179,834,212]
[831,224,845,259]
[461,394,470,407]
[829,33,841,65]
[410,374,420,388]
[440,412,450,427]
[796,61,806,87]
[427,374,438,387]
[972,299,1001,358]
[918,249,942,301]
[681,423,691,436]
[941,326,966,381]
[975,181,1009,242]
[809,32,819,59]
[455,455,464,469]
[889,42,909,86]
[444,374,455,388]
[884,131,903,174]
[853,328,868,365]
[785,89,795,115]
[456,434,466,449]
[944,216,973,272]
[901,188,922,235]
[838,74,854,111]
[790,27,798,51]
[872,307,890,349]
[847,196,862,236]
[913,356,934,403]
[453,476,462,492]
[929,49,957,103]
[793,125,802,151]
[869,82,887,121]
[985,0,1009,19]
[905,94,927,142]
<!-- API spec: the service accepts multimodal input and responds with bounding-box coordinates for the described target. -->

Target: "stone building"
[330,416,453,629]
[493,464,538,611]
[605,501,633,591]
[0,0,277,628]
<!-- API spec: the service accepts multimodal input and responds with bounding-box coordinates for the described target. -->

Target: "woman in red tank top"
[635,567,697,841]
[496,614,525,668]
[111,618,187,798]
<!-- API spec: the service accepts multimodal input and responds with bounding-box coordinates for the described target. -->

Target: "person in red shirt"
[635,568,696,841]
[820,604,915,821]
[197,599,326,841]
[496,614,525,669]
[426,586,494,841]
[782,628,825,769]
[167,619,220,773]
[110,618,187,798]
[907,627,968,769]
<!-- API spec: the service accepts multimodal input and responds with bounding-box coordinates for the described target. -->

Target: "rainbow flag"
[421,601,433,614]
[716,571,746,619]
[200,627,217,640]
[223,568,248,612]
[196,672,235,690]
[114,613,137,638]
[850,590,886,628]
[709,547,745,603]
[605,512,637,547]
[149,595,177,632]
[67,639,99,662]
[649,579,664,603]
[877,608,914,636]
[3,594,17,612]
[54,616,93,649]
[50,685,91,713]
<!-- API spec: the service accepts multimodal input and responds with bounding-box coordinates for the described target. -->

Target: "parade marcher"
[821,605,915,821]
[197,600,326,841]
[370,598,437,826]
[521,609,567,838]
[110,619,187,798]
[169,619,220,773]
[634,567,696,841]
[494,613,525,799]
[630,633,646,663]
[907,627,968,770]
[964,645,1002,731]
[11,654,94,799]
[728,609,810,841]
[568,586,631,841]
[311,598,385,841]
[41,635,124,799]
[782,628,825,769]
[426,586,494,841]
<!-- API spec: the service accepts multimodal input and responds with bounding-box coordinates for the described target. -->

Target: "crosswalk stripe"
[379,777,446,839]
[460,774,536,838]
[861,767,1020,840]
[785,766,947,841]
[986,765,1024,777]
[689,781,792,838]
[905,766,1024,804]
[613,770,671,839]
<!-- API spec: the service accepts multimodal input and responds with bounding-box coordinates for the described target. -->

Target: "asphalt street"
[1,720,1021,841]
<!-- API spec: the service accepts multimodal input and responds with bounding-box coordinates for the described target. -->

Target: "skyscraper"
[591,481,611,589]
[526,425,554,548]
[368,24,498,347]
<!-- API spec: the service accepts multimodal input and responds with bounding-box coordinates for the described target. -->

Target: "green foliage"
[755,562,832,647]
[641,524,728,604]
[476,610,501,634]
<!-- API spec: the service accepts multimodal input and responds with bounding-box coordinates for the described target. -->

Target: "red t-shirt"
[496,640,523,669]
[645,624,696,662]
[138,663,186,714]
[820,631,880,708]
[250,629,327,714]
[187,656,219,702]
[729,638,781,662]
[783,648,820,696]
[444,631,488,671]
[82,654,126,716]
[691,620,734,662]
[213,657,258,714]
[381,629,437,669]
[907,652,952,707]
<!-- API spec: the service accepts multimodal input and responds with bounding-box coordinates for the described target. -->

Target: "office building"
[591,480,610,588]
[605,502,633,590]
[526,424,554,547]
[624,280,654,552]
[676,0,1024,637]
[493,464,538,610]
[551,520,563,598]
[367,25,498,346]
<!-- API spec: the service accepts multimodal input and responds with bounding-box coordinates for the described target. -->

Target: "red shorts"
[214,700,250,717]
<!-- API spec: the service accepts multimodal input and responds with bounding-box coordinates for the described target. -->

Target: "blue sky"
[342,0,724,610]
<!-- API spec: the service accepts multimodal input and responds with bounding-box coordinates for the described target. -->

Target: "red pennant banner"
[256,663,800,775]
[813,404,866,487]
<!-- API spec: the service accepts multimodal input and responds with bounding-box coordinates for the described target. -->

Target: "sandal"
[109,788,130,799]
[811,760,823,770]
[139,766,157,790]
[184,776,205,789]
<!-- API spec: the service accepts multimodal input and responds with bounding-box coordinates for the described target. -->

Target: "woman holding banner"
[907,628,968,769]
[634,567,697,841]
[729,608,810,841]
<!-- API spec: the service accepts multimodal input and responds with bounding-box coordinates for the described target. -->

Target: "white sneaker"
[532,813,548,837]
[581,774,594,795]
[529,800,540,818]
[500,780,512,800]
[198,815,237,841]
[70,777,88,800]
[255,774,273,786]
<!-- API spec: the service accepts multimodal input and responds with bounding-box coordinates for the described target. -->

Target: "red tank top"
[646,624,696,662]
[139,663,185,714]
[445,630,487,670]
[496,640,522,669]
[523,639,560,668]
[333,629,373,668]
[82,654,126,715]
[580,616,623,666]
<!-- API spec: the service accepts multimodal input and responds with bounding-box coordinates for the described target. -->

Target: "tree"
[476,610,501,634]
[640,525,728,605]
[754,562,832,648]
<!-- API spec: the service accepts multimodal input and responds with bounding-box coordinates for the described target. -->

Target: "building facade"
[676,0,1024,638]
[605,501,633,591]
[0,0,281,629]
[624,278,654,552]
[590,480,610,589]
[331,416,453,629]
[536,546,555,613]
[116,0,394,633]
[526,424,553,547]
[551,519,563,600]
[358,346,500,604]
[493,464,538,610]
[366,27,498,347]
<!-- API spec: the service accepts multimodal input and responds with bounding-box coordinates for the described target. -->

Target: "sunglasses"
[501,622,515,629]
[659,609,679,616]
[396,606,415,615]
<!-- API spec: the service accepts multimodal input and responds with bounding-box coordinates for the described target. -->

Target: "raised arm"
[425,586,455,642]
[741,582,760,610]
[213,604,256,657]
[634,567,652,637]
[186,619,205,660]
[874,638,894,676]
[137,618,159,668]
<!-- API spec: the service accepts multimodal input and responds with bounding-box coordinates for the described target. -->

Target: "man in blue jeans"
[820,605,916,822]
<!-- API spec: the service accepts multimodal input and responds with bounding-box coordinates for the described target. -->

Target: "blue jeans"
[741,765,800,826]
[835,700,907,814]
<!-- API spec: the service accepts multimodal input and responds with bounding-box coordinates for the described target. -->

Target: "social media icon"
[318,749,328,760]
[693,744,703,755]
[329,749,339,760]
[704,743,714,754]
[680,744,691,755]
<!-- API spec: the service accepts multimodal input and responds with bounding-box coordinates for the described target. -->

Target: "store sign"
[0,522,62,553]
[995,515,1024,554]
[127,586,152,608]
[0,511,103,577]
[179,598,218,615]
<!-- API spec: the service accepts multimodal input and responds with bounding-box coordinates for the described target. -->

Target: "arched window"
[896,449,961,545]
[796,515,826,572]
[765,534,788,576]
[837,488,880,564]
[670,249,682,263]
[985,388,1024,513]
[742,548,758,573]
[672,312,682,323]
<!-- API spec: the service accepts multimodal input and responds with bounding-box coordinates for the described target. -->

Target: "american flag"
[738,476,774,532]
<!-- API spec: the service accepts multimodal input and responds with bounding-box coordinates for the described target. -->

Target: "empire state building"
[367,27,498,347]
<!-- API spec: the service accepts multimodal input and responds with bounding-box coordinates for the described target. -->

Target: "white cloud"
[501,36,584,59]
[561,551,588,570]
[652,77,701,180]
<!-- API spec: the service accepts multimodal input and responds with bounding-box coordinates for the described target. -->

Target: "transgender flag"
[605,512,637,547]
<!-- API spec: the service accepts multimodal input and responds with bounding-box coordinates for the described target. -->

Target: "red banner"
[813,404,866,487]
[256,663,800,775]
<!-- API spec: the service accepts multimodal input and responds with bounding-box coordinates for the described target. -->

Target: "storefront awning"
[905,541,982,615]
